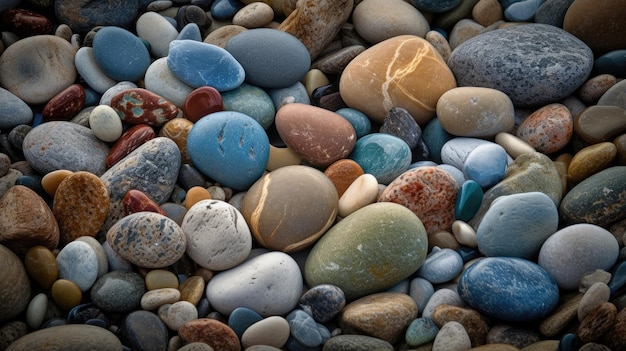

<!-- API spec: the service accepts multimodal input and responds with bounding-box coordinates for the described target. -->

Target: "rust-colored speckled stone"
[1,9,53,36]
[42,84,85,121]
[178,318,241,351]
[106,124,156,168]
[324,159,365,198]
[122,189,166,216]
[110,88,179,126]
[24,245,58,289]
[601,307,626,351]
[432,305,489,347]
[159,118,193,164]
[0,185,59,254]
[378,166,459,234]
[183,86,223,123]
[516,103,573,154]
[578,302,617,343]
[53,171,110,246]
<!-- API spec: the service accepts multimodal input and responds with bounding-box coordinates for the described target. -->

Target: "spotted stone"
[110,88,179,126]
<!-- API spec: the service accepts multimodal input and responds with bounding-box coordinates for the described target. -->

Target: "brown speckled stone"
[0,321,28,351]
[486,324,542,349]
[516,103,573,154]
[601,307,626,351]
[378,166,458,234]
[539,293,583,337]
[567,142,617,185]
[178,318,240,351]
[122,189,166,216]
[0,245,31,323]
[159,117,193,164]
[578,302,617,343]
[577,74,617,105]
[432,305,489,347]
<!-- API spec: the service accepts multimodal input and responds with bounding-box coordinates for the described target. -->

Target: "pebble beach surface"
[1,0,626,350]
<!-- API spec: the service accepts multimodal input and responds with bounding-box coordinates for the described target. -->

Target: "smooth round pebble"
[578,282,611,322]
[135,11,179,58]
[462,143,508,188]
[516,103,573,154]
[56,240,99,292]
[140,288,181,311]
[421,288,464,319]
[242,316,290,349]
[338,173,379,218]
[50,279,82,312]
[5,324,122,351]
[92,26,151,82]
[0,245,31,323]
[352,0,429,43]
[299,284,346,323]
[90,271,146,313]
[74,47,117,94]
[432,321,471,351]
[145,57,195,108]
[232,2,275,28]
[349,133,412,185]
[416,247,463,284]
[165,301,198,331]
[118,310,169,351]
[145,269,179,290]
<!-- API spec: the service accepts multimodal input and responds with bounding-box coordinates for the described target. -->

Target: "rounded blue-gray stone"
[221,83,276,130]
[90,271,146,313]
[92,26,151,82]
[448,24,594,107]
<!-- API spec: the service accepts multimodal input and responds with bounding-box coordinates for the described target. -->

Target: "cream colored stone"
[338,173,379,218]
[241,316,290,349]
[203,25,247,48]
[352,0,429,44]
[495,132,536,159]
[140,288,180,311]
[232,2,275,29]
[452,220,477,248]
[448,18,485,50]
[266,145,302,171]
[425,30,452,63]
[303,69,330,96]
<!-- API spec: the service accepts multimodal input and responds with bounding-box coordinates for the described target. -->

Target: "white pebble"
[165,300,198,331]
[26,293,48,329]
[141,288,180,311]
[432,321,472,351]
[338,173,379,218]
[242,316,290,349]
[89,105,123,142]
[452,220,478,248]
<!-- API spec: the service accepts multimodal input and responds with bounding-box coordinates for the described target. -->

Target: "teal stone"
[405,317,439,347]
[594,50,626,80]
[349,133,411,185]
[504,0,546,22]
[228,307,262,339]
[454,180,483,222]
[559,166,626,227]
[558,333,583,351]
[422,117,453,163]
[335,107,371,138]
[304,202,428,300]
[221,83,276,129]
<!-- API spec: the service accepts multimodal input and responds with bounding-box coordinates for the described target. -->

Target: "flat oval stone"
[477,192,558,259]
[458,257,560,321]
[159,118,193,164]
[145,269,179,291]
[437,87,515,138]
[340,35,457,125]
[110,88,179,126]
[305,202,428,300]
[123,189,166,216]
[0,88,33,129]
[184,86,223,123]
[1,8,52,36]
[93,26,151,82]
[207,251,303,316]
[416,247,463,284]
[448,24,594,107]
[286,309,328,348]
[106,124,156,168]
[560,166,626,227]
[140,288,180,311]
[241,165,338,252]
[275,103,356,167]
[0,35,77,105]
[5,324,122,351]
[145,57,194,108]
[379,166,459,234]
[232,2,275,28]
[431,305,489,346]
[516,103,573,154]
[53,171,110,245]
[106,212,187,268]
[579,282,611,322]
[228,307,263,339]
[165,300,199,331]
[577,74,617,105]
[463,143,508,189]
[182,199,252,270]
[567,142,617,184]
[405,317,439,347]
[75,47,117,94]
[338,173,379,218]
[119,310,169,351]
[168,39,244,91]
[56,240,99,292]
[349,133,412,185]
[136,11,179,58]
[242,316,289,349]
[178,318,240,351]
[23,121,109,175]
[91,271,146,312]
[335,108,371,139]
[574,105,626,144]
[0,244,31,323]
[24,245,58,290]
[352,0,429,44]
[224,28,310,89]
[538,223,619,290]
[221,83,274,129]
[42,84,85,122]
[187,111,269,190]
[299,284,346,323]
[563,0,626,55]
[89,105,124,142]
[454,180,483,223]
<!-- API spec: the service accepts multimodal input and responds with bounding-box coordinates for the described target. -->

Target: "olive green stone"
[304,202,428,300]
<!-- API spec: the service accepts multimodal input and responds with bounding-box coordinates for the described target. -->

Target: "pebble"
[228,307,263,339]
[5,324,122,351]
[118,310,169,351]
[486,324,542,349]
[349,133,412,185]
[448,18,485,50]
[242,316,290,348]
[321,335,394,351]
[448,24,594,107]
[495,132,537,159]
[109,88,179,126]
[305,202,427,300]
[232,2,275,28]
[577,74,617,104]
[472,0,503,26]
[578,282,611,322]
[432,321,472,351]
[145,269,179,290]
[159,118,193,164]
[338,173,379,218]
[323,159,365,197]
[352,0,429,44]
[88,105,123,142]
[454,181,483,224]
[299,284,346,324]
[41,84,85,122]
[241,165,337,252]
[463,143,508,189]
[165,300,199,331]
[92,26,151,82]
[0,88,33,130]
[178,318,241,351]
[0,244,31,323]
[406,317,439,347]
[74,47,117,94]
[179,276,205,305]
[578,302,617,343]
[50,279,82,311]
[432,304,490,346]
[23,245,58,290]
[145,57,195,109]
[563,0,626,55]
[140,288,181,311]
[221,83,274,129]
[90,271,146,313]
[539,292,583,338]
[567,142,617,184]
[574,105,626,144]
[135,11,179,58]
[594,50,626,78]
[516,103,573,154]
[56,240,99,292]
[416,247,464,284]
[286,309,328,348]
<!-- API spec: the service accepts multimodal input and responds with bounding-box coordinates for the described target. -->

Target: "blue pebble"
[177,163,206,190]
[222,83,276,129]
[349,133,411,185]
[32,112,44,128]
[176,23,203,42]
[167,40,245,91]
[405,317,439,347]
[558,333,583,351]
[410,161,438,168]
[422,117,453,164]
[67,303,100,324]
[504,0,546,22]
[225,28,311,89]
[92,26,151,82]
[409,277,434,313]
[227,307,263,339]
[416,247,463,284]
[458,257,560,322]
[41,317,68,329]
[387,279,410,294]
[500,0,526,8]
[437,164,466,186]
[335,108,371,138]
[456,246,481,262]
[15,175,44,196]
[210,0,244,20]
[410,0,461,13]
[462,143,507,189]
[286,309,324,348]
[85,318,109,329]
[187,111,269,190]
[594,50,626,77]
[455,180,483,222]
[299,284,346,323]
[83,87,101,107]
[609,261,626,297]
[267,82,311,109]
[197,297,211,318]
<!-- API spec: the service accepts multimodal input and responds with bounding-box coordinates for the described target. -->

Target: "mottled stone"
[0,185,60,254]
[339,292,418,344]
[378,166,458,234]
[516,103,573,154]
[432,321,472,351]
[601,307,626,351]
[578,302,617,343]
[178,319,240,351]
[91,271,146,312]
[339,35,457,125]
[539,293,583,337]
[106,124,156,168]
[578,74,617,105]
[110,88,180,126]
[349,133,412,185]
[352,0,429,44]
[305,202,428,299]
[0,321,28,351]
[322,335,394,351]
[89,105,124,142]
[472,0,503,26]
[0,244,31,323]
[299,284,346,323]
[323,159,365,198]
[123,189,166,216]
[579,282,611,321]
[486,324,541,349]
[5,324,122,351]
[54,0,139,33]
[563,0,626,55]
[159,118,193,164]
[567,142,617,184]
[432,305,489,347]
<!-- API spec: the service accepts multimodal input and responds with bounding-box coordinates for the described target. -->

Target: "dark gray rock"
[534,0,575,27]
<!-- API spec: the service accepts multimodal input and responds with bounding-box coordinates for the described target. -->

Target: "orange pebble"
[185,186,212,210]
[41,169,74,197]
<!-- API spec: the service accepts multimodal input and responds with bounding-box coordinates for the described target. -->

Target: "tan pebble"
[338,173,379,218]
[303,69,330,97]
[425,30,452,63]
[432,304,488,347]
[179,275,205,305]
[577,74,617,105]
[55,24,73,42]
[24,245,58,290]
[579,269,612,292]
[539,293,583,337]
[193,267,214,283]
[516,103,573,154]
[449,18,485,50]
[51,279,82,311]
[495,132,536,159]
[203,25,247,48]
[574,105,626,144]
[472,0,503,26]
[241,316,290,349]
[578,302,617,343]
[428,230,460,251]
[567,142,617,185]
[452,220,478,248]
[266,144,301,172]
[185,186,212,210]
[553,153,572,196]
[145,269,179,290]
[232,2,275,28]
[519,340,560,351]
[159,117,193,164]
[141,287,180,310]
[351,0,429,44]
[578,282,611,321]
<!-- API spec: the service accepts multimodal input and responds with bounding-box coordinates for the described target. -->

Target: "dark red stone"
[106,124,156,168]
[122,189,166,216]
[178,319,240,351]
[110,88,179,126]
[1,9,53,36]
[183,86,223,123]
[42,84,85,121]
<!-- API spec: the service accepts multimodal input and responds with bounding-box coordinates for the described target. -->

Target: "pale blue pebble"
[421,288,464,319]
[416,247,464,284]
[176,23,202,41]
[286,309,325,347]
[437,164,466,185]
[83,87,100,107]
[0,87,33,129]
[56,240,100,292]
[211,0,244,20]
[74,46,117,94]
[405,317,439,347]
[410,161,438,168]
[441,137,492,170]
[409,277,434,314]
[92,26,151,82]
[335,108,371,138]
[462,143,508,189]
[387,279,410,294]
[504,0,546,22]
[267,82,310,109]
[102,242,133,271]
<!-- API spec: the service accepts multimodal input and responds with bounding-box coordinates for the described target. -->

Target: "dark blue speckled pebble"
[177,163,206,190]
[299,284,346,323]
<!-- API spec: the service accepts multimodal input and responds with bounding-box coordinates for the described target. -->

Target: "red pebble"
[178,319,240,351]
[106,124,156,168]
[183,86,223,122]
[110,88,179,126]
[1,9,53,36]
[122,189,166,216]
[42,84,85,121]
